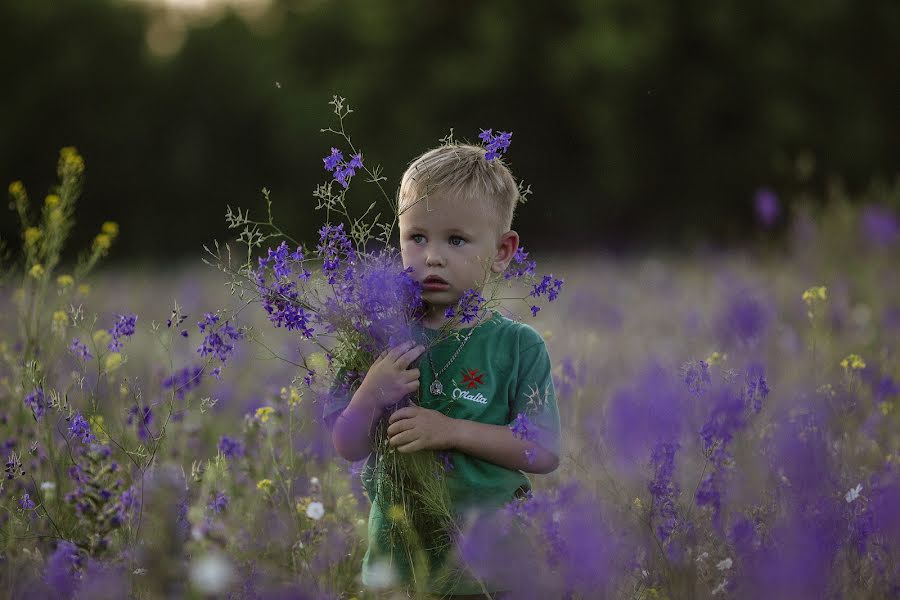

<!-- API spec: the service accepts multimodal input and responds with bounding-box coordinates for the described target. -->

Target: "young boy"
[326,143,561,599]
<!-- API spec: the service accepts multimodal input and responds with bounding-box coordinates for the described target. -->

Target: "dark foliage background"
[2,0,899,261]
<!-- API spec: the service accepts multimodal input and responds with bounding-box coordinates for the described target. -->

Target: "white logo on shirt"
[452,387,489,404]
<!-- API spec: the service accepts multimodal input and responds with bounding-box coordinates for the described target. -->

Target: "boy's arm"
[331,387,383,463]
[451,418,559,475]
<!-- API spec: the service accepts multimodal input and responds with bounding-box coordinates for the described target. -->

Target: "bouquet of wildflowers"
[210,96,564,591]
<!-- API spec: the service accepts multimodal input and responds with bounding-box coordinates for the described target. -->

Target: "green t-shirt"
[323,310,561,595]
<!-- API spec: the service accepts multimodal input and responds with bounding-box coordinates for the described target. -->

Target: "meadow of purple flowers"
[1,137,899,599]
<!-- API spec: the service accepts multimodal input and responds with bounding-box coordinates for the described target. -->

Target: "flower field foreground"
[1,149,899,599]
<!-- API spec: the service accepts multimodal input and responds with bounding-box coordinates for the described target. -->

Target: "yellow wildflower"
[49,208,63,225]
[24,227,42,247]
[44,194,60,208]
[101,221,119,237]
[89,416,110,443]
[77,283,90,296]
[632,497,644,511]
[840,354,866,372]
[802,285,828,305]
[706,351,726,366]
[57,274,74,287]
[879,402,894,416]
[59,147,84,177]
[93,234,111,252]
[255,406,275,423]
[104,352,123,372]
[8,180,25,197]
[52,310,68,335]
[29,264,45,279]
[306,352,329,375]
[93,329,112,346]
[281,386,302,406]
[256,479,274,493]
[386,504,407,524]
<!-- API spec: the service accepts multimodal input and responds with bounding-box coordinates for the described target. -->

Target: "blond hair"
[398,144,519,234]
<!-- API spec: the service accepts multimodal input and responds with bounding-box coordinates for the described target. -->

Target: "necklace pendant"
[430,380,444,396]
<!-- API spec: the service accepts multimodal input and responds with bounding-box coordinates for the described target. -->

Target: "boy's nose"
[425,253,446,267]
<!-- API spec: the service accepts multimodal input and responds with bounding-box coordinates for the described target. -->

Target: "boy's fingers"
[388,430,417,447]
[403,368,421,382]
[386,419,414,437]
[388,406,418,423]
[405,381,419,394]
[387,340,416,362]
[397,345,425,369]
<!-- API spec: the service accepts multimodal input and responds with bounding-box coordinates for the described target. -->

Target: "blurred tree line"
[2,0,899,261]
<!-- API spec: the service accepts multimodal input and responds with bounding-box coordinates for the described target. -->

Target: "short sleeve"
[510,328,561,458]
[321,367,360,431]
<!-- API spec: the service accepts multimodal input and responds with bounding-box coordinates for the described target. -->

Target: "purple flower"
[860,205,900,247]
[18,492,36,510]
[504,246,537,280]
[44,540,82,596]
[323,147,343,172]
[530,274,564,303]
[218,435,245,459]
[648,442,681,545]
[197,313,244,369]
[208,490,229,514]
[107,314,137,351]
[683,360,712,397]
[126,404,153,441]
[69,338,93,361]
[436,450,454,472]
[479,128,513,161]
[445,288,485,324]
[509,412,537,441]
[716,290,770,347]
[69,413,96,445]
[753,187,780,227]
[530,305,540,317]
[162,364,204,401]
[24,388,45,421]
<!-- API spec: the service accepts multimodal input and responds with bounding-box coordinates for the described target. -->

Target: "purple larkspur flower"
[107,314,137,351]
[316,223,356,284]
[323,147,343,172]
[504,246,537,280]
[479,128,513,161]
[509,412,537,441]
[649,442,681,545]
[69,338,92,361]
[218,435,245,459]
[753,187,780,227]
[208,490,229,514]
[717,290,770,347]
[18,492,36,510]
[44,540,82,596]
[162,365,204,401]
[860,205,899,247]
[444,288,485,324]
[197,313,244,369]
[745,363,769,413]
[322,148,363,188]
[24,388,45,421]
[126,404,153,441]
[683,360,712,397]
[69,413,96,445]
[530,274,564,303]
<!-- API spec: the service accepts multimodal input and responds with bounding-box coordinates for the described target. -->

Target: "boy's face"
[399,193,518,315]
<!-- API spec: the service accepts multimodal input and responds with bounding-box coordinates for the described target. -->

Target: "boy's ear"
[491,230,520,274]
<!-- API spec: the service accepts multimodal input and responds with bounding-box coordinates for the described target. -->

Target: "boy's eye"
[449,236,466,247]
[411,234,425,244]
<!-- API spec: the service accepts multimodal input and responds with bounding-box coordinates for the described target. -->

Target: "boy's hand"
[387,406,454,452]
[358,341,425,409]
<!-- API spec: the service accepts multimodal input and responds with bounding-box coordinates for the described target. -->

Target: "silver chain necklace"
[427,327,476,397]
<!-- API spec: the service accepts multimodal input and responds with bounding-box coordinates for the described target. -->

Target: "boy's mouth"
[422,275,450,291]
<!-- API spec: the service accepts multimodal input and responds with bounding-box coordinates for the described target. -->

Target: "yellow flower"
[49,208,63,224]
[255,406,275,423]
[93,329,112,346]
[89,415,110,443]
[256,479,274,493]
[840,354,866,372]
[104,352,123,372]
[306,352,329,375]
[57,274,74,287]
[280,386,302,406]
[44,194,60,208]
[52,310,68,335]
[77,283,90,296]
[386,504,407,524]
[93,234,111,252]
[8,180,24,196]
[802,285,828,305]
[632,497,644,511]
[24,227,42,247]
[59,147,84,177]
[880,402,894,416]
[101,221,119,237]
[29,264,45,279]
[705,351,726,366]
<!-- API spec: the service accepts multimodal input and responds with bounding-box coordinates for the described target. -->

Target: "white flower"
[845,483,862,503]
[40,481,56,491]
[189,552,233,595]
[309,476,320,486]
[696,551,709,563]
[712,579,728,595]
[366,558,398,590]
[305,501,325,520]
[716,557,732,571]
